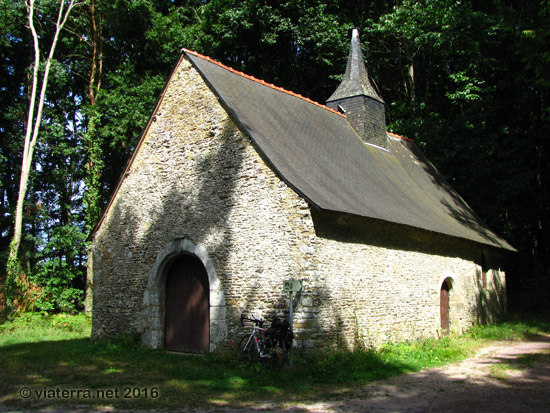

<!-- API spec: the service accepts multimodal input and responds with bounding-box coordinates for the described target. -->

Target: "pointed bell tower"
[326,29,387,148]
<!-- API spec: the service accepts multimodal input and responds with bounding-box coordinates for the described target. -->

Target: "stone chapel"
[88,30,514,352]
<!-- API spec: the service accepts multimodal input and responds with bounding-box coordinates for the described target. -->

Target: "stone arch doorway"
[165,254,209,352]
[141,238,227,351]
[440,279,451,335]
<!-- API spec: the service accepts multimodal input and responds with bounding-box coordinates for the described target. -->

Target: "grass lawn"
[1,312,549,410]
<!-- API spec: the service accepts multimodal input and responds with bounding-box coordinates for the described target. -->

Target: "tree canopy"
[1,0,548,313]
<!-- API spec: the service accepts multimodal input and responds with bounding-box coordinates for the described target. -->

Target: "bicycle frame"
[238,314,290,370]
[241,325,269,358]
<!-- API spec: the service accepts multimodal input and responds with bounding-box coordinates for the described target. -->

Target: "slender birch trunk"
[6,0,82,275]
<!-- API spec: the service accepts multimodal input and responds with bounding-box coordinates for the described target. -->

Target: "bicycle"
[237,314,293,370]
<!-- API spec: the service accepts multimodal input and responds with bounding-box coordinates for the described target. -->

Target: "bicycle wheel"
[262,345,287,370]
[238,334,256,363]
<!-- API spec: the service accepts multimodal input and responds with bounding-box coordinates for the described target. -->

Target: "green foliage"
[446,71,485,103]
[513,0,550,88]
[31,225,86,312]
[468,314,550,340]
[82,109,104,233]
[0,0,549,311]
[0,312,91,346]
[192,0,351,102]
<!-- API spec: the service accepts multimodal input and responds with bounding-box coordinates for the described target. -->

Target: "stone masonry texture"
[89,56,507,352]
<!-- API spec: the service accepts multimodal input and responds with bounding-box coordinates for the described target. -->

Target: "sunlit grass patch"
[490,362,515,380]
[0,312,91,346]
[493,351,550,378]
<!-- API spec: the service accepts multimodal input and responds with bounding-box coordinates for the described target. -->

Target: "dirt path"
[282,335,550,412]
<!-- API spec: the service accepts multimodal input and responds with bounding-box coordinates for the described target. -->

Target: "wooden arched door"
[440,280,450,336]
[165,255,209,352]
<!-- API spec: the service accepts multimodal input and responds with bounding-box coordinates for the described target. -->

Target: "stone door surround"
[141,237,227,351]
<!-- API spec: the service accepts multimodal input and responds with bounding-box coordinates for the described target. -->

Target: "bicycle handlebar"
[240,314,264,327]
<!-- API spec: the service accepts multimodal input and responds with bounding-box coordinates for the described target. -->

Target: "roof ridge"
[387,131,414,142]
[182,48,345,118]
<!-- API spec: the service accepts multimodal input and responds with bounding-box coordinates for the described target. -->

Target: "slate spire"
[326,29,387,148]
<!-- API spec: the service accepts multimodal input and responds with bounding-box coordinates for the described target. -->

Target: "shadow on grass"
[0,336,419,410]
[1,328,549,411]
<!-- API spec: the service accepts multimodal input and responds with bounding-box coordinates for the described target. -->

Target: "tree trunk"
[6,0,81,276]
[83,0,105,233]
[407,62,416,103]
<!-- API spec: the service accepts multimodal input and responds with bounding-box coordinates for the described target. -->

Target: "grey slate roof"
[327,29,384,104]
[185,50,514,251]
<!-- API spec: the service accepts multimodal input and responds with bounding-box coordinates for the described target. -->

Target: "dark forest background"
[1,0,549,313]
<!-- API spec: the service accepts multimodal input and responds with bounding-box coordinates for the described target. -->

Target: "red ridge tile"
[387,131,414,142]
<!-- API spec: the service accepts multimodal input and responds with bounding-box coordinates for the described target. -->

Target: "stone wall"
[89,55,507,352]
[297,211,507,349]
